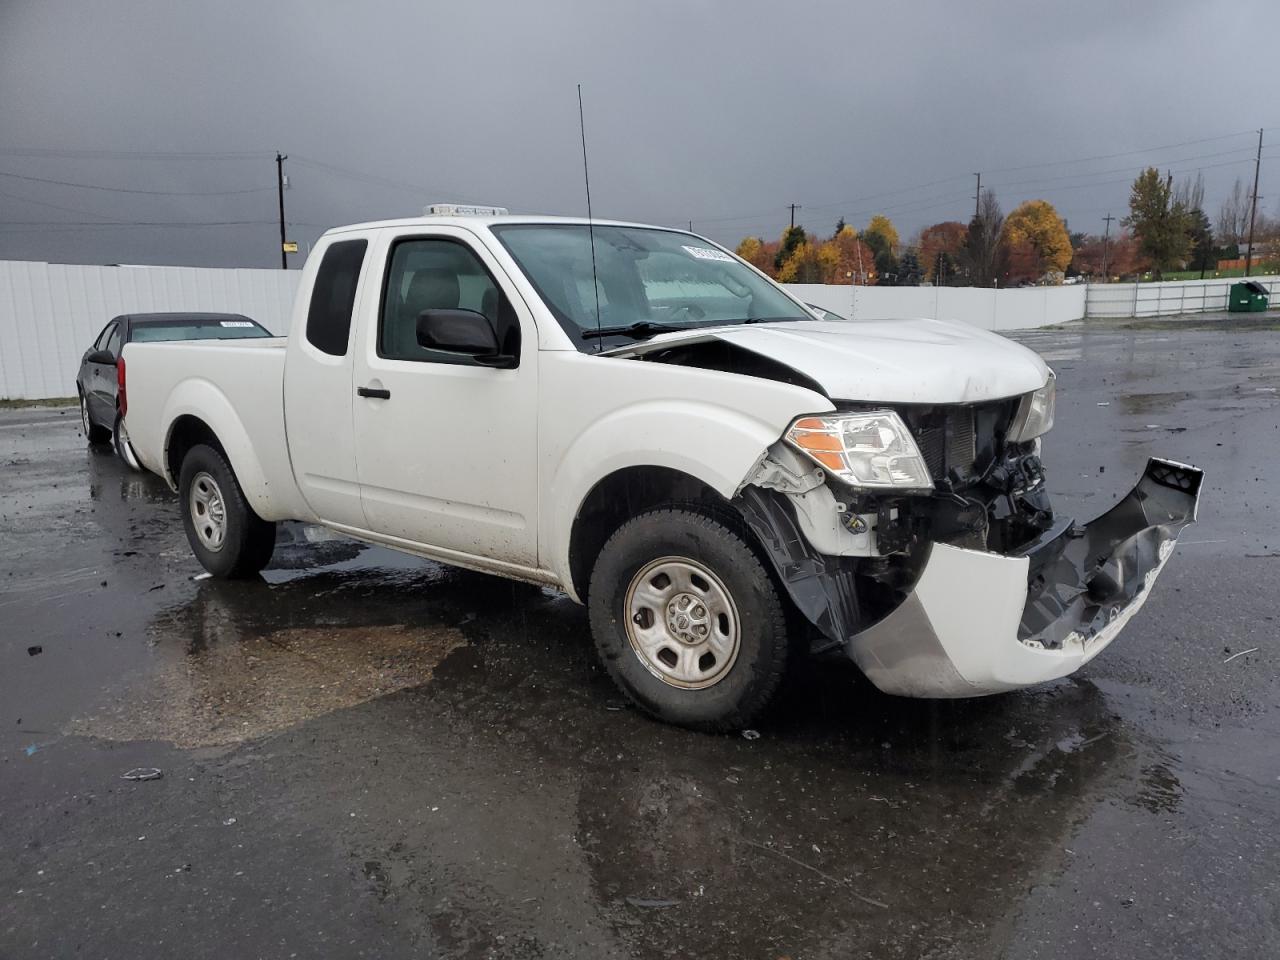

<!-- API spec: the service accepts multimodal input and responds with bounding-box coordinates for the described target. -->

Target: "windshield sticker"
[219,321,255,327]
[681,244,735,263]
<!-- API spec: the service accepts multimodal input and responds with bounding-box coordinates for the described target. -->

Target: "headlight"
[1009,369,1056,442]
[785,411,933,490]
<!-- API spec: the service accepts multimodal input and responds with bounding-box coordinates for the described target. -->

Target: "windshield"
[130,319,272,342]
[491,224,809,348]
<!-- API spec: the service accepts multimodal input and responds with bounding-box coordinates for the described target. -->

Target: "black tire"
[113,413,142,471]
[588,507,790,732]
[178,443,276,578]
[79,391,111,445]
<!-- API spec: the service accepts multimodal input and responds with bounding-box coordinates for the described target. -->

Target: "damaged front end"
[736,407,1203,697]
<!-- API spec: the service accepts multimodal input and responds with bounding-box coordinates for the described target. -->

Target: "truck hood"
[612,318,1050,404]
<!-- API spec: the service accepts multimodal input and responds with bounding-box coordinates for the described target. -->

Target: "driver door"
[351,227,539,566]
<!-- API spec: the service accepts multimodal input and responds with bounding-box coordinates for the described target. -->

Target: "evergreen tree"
[897,249,922,285]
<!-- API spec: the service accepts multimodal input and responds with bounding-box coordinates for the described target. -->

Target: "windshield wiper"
[741,316,808,324]
[580,321,700,341]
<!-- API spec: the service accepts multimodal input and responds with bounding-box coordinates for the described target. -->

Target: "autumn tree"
[774,226,807,271]
[918,221,968,284]
[1002,200,1072,281]
[863,214,900,256]
[1124,167,1191,280]
[830,226,876,284]
[735,236,780,276]
[777,240,840,283]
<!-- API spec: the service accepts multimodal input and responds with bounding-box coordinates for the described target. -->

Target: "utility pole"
[1244,128,1263,277]
[275,152,289,270]
[788,203,801,229]
[1101,212,1115,280]
[973,173,982,221]
[688,220,693,232]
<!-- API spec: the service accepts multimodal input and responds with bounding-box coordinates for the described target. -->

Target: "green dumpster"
[1228,280,1270,313]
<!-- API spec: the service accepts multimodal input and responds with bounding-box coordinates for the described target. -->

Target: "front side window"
[379,238,507,364]
[491,224,809,350]
[306,239,368,357]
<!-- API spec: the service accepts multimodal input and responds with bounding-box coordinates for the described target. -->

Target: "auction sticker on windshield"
[682,244,735,263]
[220,321,255,327]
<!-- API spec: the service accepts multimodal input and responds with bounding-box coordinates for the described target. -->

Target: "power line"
[0,187,118,221]
[0,147,269,160]
[981,128,1259,174]
[0,219,327,230]
[0,169,272,196]
[986,145,1258,191]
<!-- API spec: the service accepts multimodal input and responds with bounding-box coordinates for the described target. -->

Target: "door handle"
[357,386,391,400]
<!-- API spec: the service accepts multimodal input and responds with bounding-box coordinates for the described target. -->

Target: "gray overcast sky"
[1,0,1277,268]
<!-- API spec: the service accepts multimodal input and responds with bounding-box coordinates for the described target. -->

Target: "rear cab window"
[306,239,369,356]
[130,319,272,342]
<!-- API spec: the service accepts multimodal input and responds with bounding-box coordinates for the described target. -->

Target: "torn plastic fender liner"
[734,485,861,654]
[846,458,1203,698]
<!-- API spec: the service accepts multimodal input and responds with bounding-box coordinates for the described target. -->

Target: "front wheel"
[178,444,276,578]
[588,507,790,732]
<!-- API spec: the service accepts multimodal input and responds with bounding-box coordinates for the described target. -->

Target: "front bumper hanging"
[844,458,1202,697]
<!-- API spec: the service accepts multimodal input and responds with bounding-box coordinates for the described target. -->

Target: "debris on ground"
[1223,647,1259,664]
[121,767,163,781]
[742,729,761,740]
[27,645,42,656]
[626,897,679,909]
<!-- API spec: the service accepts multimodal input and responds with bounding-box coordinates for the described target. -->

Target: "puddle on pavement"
[68,528,471,748]
[69,618,465,748]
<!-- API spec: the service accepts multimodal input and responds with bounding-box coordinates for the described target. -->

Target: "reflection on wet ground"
[3,323,1280,958]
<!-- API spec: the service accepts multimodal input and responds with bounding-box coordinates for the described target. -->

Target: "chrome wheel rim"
[624,556,741,689]
[79,395,90,437]
[189,471,227,551]
[115,419,140,470]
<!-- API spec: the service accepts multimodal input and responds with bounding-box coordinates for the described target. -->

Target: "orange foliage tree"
[917,221,968,282]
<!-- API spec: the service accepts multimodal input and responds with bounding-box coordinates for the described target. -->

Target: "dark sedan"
[77,312,273,467]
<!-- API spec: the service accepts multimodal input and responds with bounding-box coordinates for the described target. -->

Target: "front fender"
[544,399,796,593]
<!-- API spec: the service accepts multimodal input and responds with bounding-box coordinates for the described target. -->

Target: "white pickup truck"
[122,207,1202,731]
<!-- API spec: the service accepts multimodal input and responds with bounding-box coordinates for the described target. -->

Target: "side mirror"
[87,349,115,364]
[415,309,513,366]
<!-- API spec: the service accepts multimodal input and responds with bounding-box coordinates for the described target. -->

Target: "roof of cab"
[322,214,677,236]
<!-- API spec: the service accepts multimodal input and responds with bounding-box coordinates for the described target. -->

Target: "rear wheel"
[79,391,110,445]
[588,507,790,732]
[178,444,276,578]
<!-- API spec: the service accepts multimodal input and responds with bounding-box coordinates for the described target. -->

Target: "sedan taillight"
[117,357,127,417]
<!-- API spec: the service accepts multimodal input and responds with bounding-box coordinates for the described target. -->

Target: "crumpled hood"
[615,318,1050,404]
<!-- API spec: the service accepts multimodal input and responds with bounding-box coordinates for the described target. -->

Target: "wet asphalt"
[2,317,1279,959]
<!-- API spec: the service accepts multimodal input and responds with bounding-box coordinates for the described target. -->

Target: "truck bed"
[122,337,312,522]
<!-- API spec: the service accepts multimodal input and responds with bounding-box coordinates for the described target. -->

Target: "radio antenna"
[577,84,603,346]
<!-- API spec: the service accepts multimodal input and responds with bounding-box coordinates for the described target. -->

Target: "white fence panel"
[0,260,300,400]
[784,283,1085,331]
[1085,275,1279,318]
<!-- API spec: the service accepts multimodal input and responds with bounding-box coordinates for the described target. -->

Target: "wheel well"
[165,415,226,486]
[568,466,743,602]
